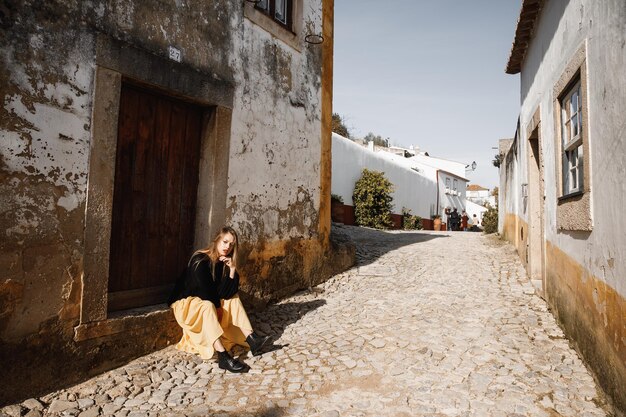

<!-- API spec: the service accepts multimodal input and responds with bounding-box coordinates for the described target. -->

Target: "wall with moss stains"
[0,0,351,404]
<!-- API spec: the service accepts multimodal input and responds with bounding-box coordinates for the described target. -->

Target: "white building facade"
[500,0,626,411]
[332,133,474,228]
[331,133,436,220]
[466,184,495,207]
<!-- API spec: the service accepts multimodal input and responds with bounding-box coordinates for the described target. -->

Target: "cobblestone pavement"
[2,226,614,417]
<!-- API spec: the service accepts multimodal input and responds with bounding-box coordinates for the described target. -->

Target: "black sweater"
[168,252,239,309]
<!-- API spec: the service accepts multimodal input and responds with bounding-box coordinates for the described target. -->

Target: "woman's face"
[217,232,236,257]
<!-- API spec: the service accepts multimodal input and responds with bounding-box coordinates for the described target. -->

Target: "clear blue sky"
[332,0,522,189]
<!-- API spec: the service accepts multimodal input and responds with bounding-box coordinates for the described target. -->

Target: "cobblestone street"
[2,226,614,417]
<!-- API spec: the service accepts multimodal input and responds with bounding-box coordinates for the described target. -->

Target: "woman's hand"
[219,256,236,277]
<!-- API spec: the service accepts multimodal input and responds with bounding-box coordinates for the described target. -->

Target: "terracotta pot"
[433,218,442,231]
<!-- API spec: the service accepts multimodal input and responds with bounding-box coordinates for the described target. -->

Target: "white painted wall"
[508,0,626,297]
[437,171,467,219]
[381,151,468,217]
[466,200,487,225]
[499,136,521,234]
[410,153,467,178]
[331,133,436,218]
[468,195,496,208]
[467,189,489,199]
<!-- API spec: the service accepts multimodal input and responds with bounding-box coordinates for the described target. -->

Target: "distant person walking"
[471,214,480,232]
[461,210,469,231]
[450,208,460,231]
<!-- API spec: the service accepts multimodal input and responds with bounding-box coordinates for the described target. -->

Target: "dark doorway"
[108,82,206,311]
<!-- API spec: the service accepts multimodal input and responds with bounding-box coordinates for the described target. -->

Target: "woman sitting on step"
[168,226,270,373]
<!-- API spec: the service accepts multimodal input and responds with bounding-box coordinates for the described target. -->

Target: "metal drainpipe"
[435,169,440,217]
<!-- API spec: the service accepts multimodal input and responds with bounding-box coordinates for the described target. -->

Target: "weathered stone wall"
[501,0,626,412]
[1,1,94,343]
[1,0,239,338]
[225,1,329,305]
[0,0,352,404]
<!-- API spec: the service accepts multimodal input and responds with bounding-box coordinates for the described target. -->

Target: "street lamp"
[465,161,477,172]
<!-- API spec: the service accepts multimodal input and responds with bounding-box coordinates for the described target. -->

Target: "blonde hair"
[196,226,239,279]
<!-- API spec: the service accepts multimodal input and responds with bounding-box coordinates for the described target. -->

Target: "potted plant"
[331,194,345,223]
[431,214,442,231]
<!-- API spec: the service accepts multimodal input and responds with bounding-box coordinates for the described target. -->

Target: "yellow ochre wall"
[502,213,528,266]
[502,212,626,411]
[545,241,626,410]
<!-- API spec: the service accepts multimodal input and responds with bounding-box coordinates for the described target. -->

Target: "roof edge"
[505,0,545,74]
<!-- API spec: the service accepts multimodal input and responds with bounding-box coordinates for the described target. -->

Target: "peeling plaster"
[1,27,94,208]
[57,192,80,212]
[227,13,323,241]
[1,92,90,193]
[0,0,337,404]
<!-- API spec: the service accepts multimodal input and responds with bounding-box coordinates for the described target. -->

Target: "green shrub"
[331,193,344,204]
[402,207,422,230]
[482,205,498,234]
[352,169,394,229]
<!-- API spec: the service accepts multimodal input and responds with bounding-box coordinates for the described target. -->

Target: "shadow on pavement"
[241,227,447,354]
[333,224,451,269]
[248,299,326,348]
[225,405,286,417]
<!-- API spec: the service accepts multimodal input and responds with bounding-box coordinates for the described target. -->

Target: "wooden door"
[108,83,205,311]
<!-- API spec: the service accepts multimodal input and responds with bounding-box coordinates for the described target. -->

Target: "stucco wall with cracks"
[228,15,323,241]
[224,0,333,304]
[0,0,351,405]
[0,0,243,341]
[0,2,95,342]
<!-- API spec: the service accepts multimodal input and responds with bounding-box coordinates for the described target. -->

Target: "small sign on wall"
[168,46,181,63]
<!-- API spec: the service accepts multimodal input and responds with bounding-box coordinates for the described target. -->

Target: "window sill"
[558,190,584,202]
[244,2,301,52]
[556,189,592,231]
[74,304,175,342]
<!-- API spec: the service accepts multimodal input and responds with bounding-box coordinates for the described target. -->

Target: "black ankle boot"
[217,350,246,373]
[246,332,271,356]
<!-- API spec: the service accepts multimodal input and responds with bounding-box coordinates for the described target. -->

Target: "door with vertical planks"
[108,82,206,311]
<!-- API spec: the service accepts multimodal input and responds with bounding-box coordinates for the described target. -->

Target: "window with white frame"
[445,178,451,191]
[453,179,458,192]
[560,78,583,195]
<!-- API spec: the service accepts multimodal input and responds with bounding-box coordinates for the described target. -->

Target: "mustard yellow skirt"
[171,295,252,359]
